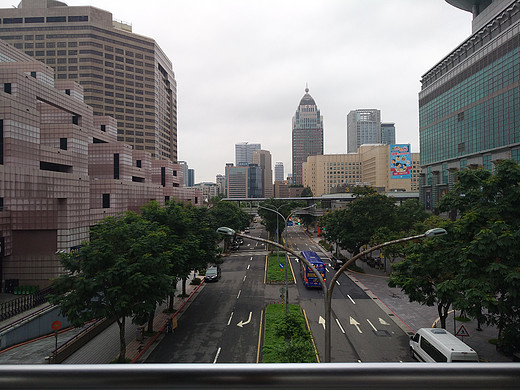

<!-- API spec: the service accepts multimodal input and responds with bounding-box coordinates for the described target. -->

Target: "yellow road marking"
[303,308,320,363]
[256,309,264,363]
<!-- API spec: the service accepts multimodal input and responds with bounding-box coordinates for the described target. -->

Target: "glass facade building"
[419,0,520,210]
[292,87,323,185]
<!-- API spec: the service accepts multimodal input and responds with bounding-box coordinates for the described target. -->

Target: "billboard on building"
[390,144,411,179]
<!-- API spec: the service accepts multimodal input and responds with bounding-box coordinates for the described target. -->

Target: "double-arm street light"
[217,225,446,363]
[257,203,317,315]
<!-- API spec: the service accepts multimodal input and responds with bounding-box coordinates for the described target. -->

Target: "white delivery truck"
[410,328,479,362]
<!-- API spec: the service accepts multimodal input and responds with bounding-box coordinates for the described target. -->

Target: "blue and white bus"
[300,251,326,288]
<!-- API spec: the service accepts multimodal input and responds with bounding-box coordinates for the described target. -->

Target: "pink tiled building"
[0,42,201,288]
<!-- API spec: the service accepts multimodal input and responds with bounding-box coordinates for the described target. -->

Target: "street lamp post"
[257,203,317,315]
[323,228,447,363]
[217,226,446,363]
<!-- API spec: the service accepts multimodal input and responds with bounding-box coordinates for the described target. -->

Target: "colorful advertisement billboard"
[390,144,411,179]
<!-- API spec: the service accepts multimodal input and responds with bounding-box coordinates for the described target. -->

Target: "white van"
[410,328,479,362]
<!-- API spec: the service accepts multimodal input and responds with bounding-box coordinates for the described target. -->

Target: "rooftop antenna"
[305,82,309,93]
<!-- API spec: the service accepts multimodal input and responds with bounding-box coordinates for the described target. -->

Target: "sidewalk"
[0,276,203,364]
[308,233,513,363]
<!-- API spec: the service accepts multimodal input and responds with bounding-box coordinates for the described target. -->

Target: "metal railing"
[0,286,53,322]
[0,363,518,389]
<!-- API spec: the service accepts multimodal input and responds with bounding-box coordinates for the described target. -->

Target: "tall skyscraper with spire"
[292,87,323,185]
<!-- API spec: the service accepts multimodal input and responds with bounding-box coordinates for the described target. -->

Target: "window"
[114,153,119,179]
[65,89,70,95]
[3,18,23,24]
[102,194,110,208]
[161,167,166,187]
[4,83,11,94]
[101,124,106,132]
[25,17,44,23]
[47,16,66,22]
[136,160,141,168]
[420,337,447,362]
[72,115,79,125]
[68,15,88,22]
[60,138,67,150]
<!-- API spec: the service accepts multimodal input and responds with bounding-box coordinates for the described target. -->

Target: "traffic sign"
[456,325,470,337]
[51,320,62,331]
[279,263,284,269]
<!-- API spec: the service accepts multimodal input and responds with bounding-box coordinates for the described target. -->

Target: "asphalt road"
[145,225,268,363]
[286,226,412,362]
[146,223,412,363]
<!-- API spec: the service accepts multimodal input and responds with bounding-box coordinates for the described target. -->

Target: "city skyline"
[0,0,473,182]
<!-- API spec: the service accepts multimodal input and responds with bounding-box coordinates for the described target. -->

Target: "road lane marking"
[335,318,346,334]
[335,280,341,286]
[243,275,247,282]
[350,317,362,333]
[237,290,241,299]
[347,295,356,305]
[227,312,233,326]
[256,310,264,363]
[237,312,252,327]
[367,319,378,332]
[213,347,221,364]
[318,316,326,329]
[247,264,250,270]
[379,318,390,326]
[250,256,253,261]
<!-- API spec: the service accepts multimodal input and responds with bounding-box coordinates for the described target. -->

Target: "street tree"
[388,216,460,329]
[319,192,397,256]
[49,212,172,362]
[438,160,520,352]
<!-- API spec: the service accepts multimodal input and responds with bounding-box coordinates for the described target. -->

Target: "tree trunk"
[147,308,155,333]
[168,294,174,311]
[181,277,187,296]
[117,316,126,362]
[438,301,450,329]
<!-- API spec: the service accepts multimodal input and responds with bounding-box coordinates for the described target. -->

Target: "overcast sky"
[7,0,473,183]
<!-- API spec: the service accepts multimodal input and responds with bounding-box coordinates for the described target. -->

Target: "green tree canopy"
[49,212,172,362]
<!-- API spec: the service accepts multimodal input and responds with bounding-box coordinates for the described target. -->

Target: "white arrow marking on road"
[318,316,326,329]
[227,312,233,326]
[367,319,378,332]
[350,317,362,333]
[347,295,356,305]
[295,258,299,263]
[335,318,346,334]
[237,290,241,299]
[237,312,252,328]
[379,318,390,326]
[213,347,221,364]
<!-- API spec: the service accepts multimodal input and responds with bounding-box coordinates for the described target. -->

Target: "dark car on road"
[204,266,221,282]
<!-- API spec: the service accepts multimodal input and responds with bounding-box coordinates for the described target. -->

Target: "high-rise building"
[381,123,396,146]
[252,150,273,198]
[292,87,323,185]
[216,174,226,197]
[0,0,177,162]
[274,162,284,183]
[224,163,263,198]
[179,161,189,186]
[235,142,261,166]
[187,169,195,187]
[346,109,381,153]
[420,0,520,210]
